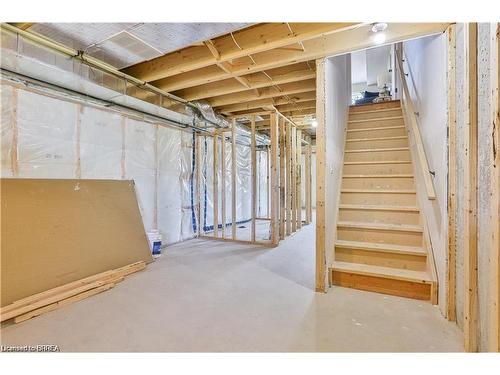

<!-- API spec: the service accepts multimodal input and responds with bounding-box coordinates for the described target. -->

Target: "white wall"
[402,33,449,313]
[325,54,351,261]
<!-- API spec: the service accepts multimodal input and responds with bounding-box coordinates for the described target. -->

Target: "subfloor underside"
[0,214,463,352]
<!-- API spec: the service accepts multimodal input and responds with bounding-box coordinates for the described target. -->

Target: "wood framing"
[315,58,327,292]
[286,122,292,235]
[213,134,219,237]
[291,125,297,232]
[196,131,203,236]
[279,116,286,239]
[251,116,257,242]
[490,22,500,353]
[464,22,478,353]
[231,119,237,240]
[305,135,312,224]
[270,112,280,245]
[446,24,457,322]
[221,130,227,239]
[296,129,303,229]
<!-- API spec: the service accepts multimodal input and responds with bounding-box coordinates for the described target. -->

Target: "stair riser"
[343,163,413,174]
[335,247,427,271]
[348,117,404,130]
[347,127,406,139]
[342,176,415,190]
[349,101,401,113]
[344,150,410,162]
[331,270,431,300]
[346,138,408,150]
[340,192,417,206]
[349,108,402,121]
[337,227,423,246]
[338,209,421,225]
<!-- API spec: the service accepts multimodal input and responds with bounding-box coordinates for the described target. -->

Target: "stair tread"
[349,107,402,115]
[339,204,419,212]
[343,174,413,178]
[334,240,427,256]
[344,160,411,165]
[348,116,404,123]
[337,221,423,232]
[346,136,408,142]
[341,189,416,194]
[332,261,432,284]
[347,125,405,132]
[345,147,409,153]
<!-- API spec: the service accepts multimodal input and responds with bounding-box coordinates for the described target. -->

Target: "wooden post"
[291,125,297,232]
[231,119,237,240]
[446,24,457,322]
[196,133,202,237]
[221,131,226,239]
[315,58,327,292]
[285,122,292,236]
[213,134,219,237]
[270,112,279,245]
[305,135,312,224]
[489,22,500,353]
[296,129,302,229]
[279,117,286,239]
[464,22,478,353]
[251,115,257,242]
[266,146,270,219]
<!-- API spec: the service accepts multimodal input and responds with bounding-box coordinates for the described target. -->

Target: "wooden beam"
[490,22,500,353]
[276,100,316,113]
[231,119,237,240]
[305,134,312,225]
[270,112,280,245]
[209,79,316,108]
[286,122,292,236]
[213,134,219,237]
[279,116,286,239]
[220,92,316,115]
[446,24,457,322]
[123,23,359,82]
[251,116,257,242]
[315,58,327,292]
[296,129,303,229]
[196,132,203,236]
[135,23,448,92]
[464,22,478,353]
[170,62,316,101]
[291,125,297,232]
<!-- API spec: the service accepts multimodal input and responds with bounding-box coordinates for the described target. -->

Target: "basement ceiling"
[29,23,252,69]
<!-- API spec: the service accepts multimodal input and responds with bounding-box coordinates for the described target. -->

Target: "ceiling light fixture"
[373,32,386,45]
[371,22,388,33]
[311,120,318,128]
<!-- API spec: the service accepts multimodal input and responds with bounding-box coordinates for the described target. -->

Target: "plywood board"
[1,178,153,306]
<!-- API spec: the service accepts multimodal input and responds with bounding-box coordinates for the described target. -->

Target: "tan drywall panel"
[1,178,153,306]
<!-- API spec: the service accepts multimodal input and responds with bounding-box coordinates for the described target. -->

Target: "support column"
[285,122,292,236]
[305,135,312,225]
[270,112,279,246]
[231,119,237,240]
[291,125,297,232]
[221,131,226,239]
[213,134,219,237]
[251,116,257,242]
[296,129,302,229]
[279,117,286,239]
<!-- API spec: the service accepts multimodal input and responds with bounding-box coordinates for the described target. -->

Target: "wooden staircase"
[331,100,438,303]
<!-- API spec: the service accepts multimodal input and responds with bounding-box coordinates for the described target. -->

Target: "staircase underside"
[331,100,437,303]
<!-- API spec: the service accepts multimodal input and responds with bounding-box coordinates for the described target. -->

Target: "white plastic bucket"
[147,230,162,258]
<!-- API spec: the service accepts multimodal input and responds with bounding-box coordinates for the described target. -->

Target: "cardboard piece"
[1,179,153,307]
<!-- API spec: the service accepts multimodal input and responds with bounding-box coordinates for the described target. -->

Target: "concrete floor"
[0,217,463,352]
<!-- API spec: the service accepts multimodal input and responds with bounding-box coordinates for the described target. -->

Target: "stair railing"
[396,46,437,200]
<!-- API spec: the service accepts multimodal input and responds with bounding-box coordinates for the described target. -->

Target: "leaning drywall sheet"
[0,178,152,306]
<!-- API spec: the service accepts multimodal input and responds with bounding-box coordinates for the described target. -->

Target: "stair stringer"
[400,100,439,305]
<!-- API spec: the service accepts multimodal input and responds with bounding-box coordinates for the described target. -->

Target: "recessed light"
[371,22,388,33]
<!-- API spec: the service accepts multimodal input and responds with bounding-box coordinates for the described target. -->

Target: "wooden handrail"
[396,47,437,200]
